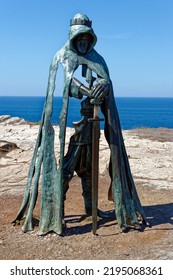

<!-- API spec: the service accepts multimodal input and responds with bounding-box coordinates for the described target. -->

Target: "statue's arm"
[69,77,91,99]
[91,77,110,101]
[69,76,110,104]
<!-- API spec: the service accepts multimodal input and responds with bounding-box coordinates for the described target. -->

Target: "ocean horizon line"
[0,96,172,130]
[0,95,172,99]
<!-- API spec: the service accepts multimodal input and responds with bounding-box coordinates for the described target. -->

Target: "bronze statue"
[14,13,148,235]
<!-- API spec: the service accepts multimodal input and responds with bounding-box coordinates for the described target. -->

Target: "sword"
[72,73,104,234]
[88,102,104,234]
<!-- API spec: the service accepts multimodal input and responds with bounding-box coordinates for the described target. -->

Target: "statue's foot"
[97,209,112,218]
[83,208,111,219]
[121,223,141,233]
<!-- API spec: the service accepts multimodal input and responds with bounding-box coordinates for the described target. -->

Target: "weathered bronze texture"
[14,13,148,235]
[88,104,103,234]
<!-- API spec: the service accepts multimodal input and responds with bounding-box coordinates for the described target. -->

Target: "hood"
[69,13,97,54]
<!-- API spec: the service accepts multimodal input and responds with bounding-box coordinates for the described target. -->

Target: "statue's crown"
[70,18,92,27]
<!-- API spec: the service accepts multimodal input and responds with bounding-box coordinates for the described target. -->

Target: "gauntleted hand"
[90,83,109,102]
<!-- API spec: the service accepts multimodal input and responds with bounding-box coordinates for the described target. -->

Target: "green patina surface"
[14,14,148,235]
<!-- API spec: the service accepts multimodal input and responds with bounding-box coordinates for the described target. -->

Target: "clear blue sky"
[0,0,172,97]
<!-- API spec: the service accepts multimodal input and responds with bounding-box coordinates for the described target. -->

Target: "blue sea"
[0,96,173,130]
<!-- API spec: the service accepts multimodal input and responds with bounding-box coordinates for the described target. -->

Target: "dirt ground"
[0,128,173,260]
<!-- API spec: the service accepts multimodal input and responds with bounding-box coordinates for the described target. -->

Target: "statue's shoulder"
[90,49,110,76]
[51,43,68,64]
[52,41,77,68]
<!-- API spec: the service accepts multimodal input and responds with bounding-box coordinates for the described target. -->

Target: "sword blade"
[91,105,100,234]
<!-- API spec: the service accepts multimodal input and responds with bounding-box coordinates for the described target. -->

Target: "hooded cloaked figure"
[14,14,148,235]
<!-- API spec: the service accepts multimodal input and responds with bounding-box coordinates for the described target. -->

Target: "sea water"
[0,96,172,130]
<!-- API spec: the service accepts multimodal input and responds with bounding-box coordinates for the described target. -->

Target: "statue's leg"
[75,145,92,215]
[81,177,92,215]
[78,145,112,218]
[63,139,83,219]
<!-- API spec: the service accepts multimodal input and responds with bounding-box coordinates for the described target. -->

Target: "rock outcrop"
[0,115,173,195]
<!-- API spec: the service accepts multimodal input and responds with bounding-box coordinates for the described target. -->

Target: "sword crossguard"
[88,104,104,123]
[88,117,104,122]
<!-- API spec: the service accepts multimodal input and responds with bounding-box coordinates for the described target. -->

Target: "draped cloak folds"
[14,26,148,235]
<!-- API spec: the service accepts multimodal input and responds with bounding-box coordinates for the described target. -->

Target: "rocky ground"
[0,116,173,260]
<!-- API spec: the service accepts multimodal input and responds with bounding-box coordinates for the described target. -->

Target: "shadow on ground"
[144,203,173,229]
[63,203,173,236]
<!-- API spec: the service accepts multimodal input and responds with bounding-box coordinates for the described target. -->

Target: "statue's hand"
[91,83,109,99]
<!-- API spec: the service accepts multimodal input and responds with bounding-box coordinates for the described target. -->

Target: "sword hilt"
[88,104,104,123]
[88,118,104,122]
